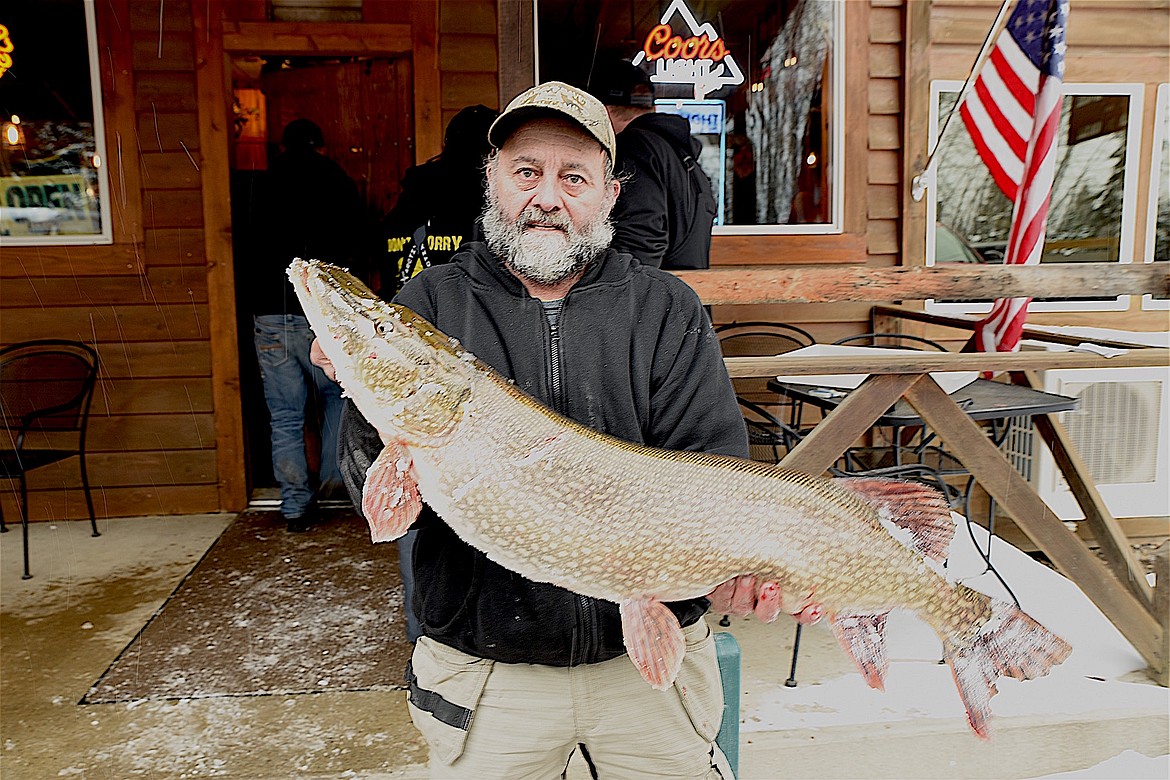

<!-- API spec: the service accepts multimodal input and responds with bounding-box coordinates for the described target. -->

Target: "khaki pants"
[406,617,734,779]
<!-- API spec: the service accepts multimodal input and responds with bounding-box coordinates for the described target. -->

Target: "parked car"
[934,222,988,264]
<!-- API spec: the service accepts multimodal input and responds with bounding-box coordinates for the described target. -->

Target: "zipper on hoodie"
[543,299,599,661]
[549,319,563,409]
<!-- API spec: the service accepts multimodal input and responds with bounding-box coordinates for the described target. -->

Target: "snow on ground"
[1033,750,1169,779]
[741,513,1168,735]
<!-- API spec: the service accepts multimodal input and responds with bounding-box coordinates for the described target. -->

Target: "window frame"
[2,0,114,246]
[531,0,847,237]
[925,79,1145,315]
[1143,83,1169,311]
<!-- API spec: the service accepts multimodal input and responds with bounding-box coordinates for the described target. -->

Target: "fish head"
[288,259,472,443]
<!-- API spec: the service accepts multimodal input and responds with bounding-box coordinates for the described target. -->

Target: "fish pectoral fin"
[829,610,891,691]
[360,442,423,543]
[620,597,686,691]
[834,477,955,562]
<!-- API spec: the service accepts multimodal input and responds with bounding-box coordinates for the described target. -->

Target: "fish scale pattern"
[289,259,1072,739]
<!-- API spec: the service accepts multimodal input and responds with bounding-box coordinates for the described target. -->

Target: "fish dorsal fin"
[361,442,423,542]
[833,477,954,562]
[619,597,686,691]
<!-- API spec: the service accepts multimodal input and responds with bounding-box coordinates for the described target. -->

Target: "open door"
[229,54,414,502]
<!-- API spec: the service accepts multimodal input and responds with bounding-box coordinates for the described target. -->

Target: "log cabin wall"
[1,0,220,523]
[712,0,1170,339]
[0,0,499,523]
[437,1,501,132]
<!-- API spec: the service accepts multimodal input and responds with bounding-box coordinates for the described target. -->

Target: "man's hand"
[310,338,337,382]
[707,575,823,625]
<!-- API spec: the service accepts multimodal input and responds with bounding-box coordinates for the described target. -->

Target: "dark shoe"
[285,509,315,533]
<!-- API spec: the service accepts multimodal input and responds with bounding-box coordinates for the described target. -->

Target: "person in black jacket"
[589,59,718,270]
[321,83,778,778]
[250,118,362,532]
[378,104,497,297]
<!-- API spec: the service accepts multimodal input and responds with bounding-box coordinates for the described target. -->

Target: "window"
[927,81,1144,313]
[534,0,843,234]
[1144,83,1168,310]
[0,0,111,245]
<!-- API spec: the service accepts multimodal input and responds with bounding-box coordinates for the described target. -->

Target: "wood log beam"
[872,305,1166,350]
[675,263,1170,306]
[724,348,1170,378]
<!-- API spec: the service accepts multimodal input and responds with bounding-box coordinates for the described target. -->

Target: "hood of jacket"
[624,111,701,157]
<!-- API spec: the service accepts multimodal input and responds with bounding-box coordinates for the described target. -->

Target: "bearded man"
[333,82,756,778]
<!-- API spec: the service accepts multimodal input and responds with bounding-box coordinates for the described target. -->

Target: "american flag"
[959,0,1068,353]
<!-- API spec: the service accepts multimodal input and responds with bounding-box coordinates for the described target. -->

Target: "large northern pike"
[289,259,1071,738]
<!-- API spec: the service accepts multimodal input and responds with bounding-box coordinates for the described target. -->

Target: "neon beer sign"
[642,25,729,63]
[632,0,743,100]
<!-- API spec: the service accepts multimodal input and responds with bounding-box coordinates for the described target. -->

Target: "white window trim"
[533,0,845,236]
[4,0,113,246]
[925,80,1145,315]
[713,1,845,236]
[1143,83,1169,311]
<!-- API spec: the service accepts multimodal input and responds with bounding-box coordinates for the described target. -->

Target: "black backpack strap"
[397,222,432,290]
[641,124,717,266]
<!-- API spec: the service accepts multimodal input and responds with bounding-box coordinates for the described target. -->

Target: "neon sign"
[0,24,13,80]
[631,0,743,100]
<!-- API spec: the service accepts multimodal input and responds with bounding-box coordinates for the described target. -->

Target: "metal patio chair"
[718,322,817,426]
[0,339,100,579]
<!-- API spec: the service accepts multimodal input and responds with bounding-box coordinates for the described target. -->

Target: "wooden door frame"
[193,9,439,512]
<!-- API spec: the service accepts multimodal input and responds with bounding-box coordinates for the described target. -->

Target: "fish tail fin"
[829,611,891,690]
[940,589,1072,739]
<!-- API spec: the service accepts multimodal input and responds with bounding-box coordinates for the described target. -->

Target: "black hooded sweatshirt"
[338,242,748,667]
[610,112,718,271]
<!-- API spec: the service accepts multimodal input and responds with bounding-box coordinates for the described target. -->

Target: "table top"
[767,377,1077,426]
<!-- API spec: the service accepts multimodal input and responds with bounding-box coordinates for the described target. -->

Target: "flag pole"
[911,0,1018,202]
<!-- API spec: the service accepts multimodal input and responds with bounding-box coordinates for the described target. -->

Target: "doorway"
[228,54,414,502]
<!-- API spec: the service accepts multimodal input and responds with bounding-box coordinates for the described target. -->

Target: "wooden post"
[497,0,536,104]
[780,374,921,475]
[193,0,248,512]
[1153,541,1169,685]
[903,377,1163,670]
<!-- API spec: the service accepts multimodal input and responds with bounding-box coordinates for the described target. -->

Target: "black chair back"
[718,322,816,401]
[0,339,101,578]
[1,340,98,440]
[831,332,947,351]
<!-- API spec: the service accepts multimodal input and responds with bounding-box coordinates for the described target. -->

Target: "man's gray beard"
[481,185,616,286]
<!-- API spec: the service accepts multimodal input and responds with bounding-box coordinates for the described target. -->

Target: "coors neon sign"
[631,0,744,100]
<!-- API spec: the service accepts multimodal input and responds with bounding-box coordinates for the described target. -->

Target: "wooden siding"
[439,1,501,130]
[2,0,1162,525]
[0,0,500,524]
[0,0,222,523]
[716,0,1170,338]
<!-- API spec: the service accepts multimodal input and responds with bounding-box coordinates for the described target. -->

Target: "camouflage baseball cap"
[488,81,616,159]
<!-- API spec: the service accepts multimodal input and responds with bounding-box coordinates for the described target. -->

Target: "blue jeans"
[254,314,344,519]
